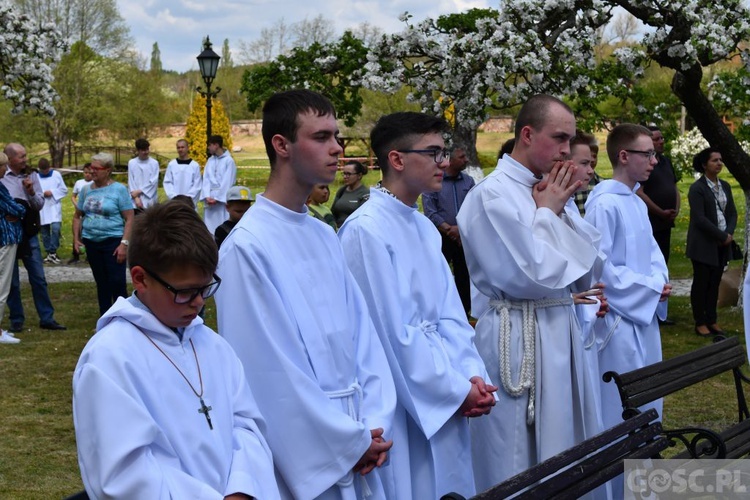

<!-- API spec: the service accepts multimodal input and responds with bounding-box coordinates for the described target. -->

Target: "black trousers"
[690,258,724,326]
[441,234,471,316]
[653,228,672,264]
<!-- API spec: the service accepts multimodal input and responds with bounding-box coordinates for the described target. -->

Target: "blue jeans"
[8,235,56,326]
[84,237,127,317]
[41,222,62,254]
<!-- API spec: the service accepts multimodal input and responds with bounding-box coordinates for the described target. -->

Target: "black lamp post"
[196,37,222,154]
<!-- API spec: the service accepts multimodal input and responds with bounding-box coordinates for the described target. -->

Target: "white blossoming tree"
[0,3,64,115]
[363,7,610,163]
[364,1,750,182]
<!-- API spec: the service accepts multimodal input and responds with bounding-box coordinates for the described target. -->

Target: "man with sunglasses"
[457,95,604,490]
[339,112,496,499]
[73,200,280,499]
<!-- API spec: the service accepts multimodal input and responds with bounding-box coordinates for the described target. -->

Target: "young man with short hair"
[37,157,68,264]
[128,138,160,210]
[73,200,279,499]
[163,138,202,207]
[457,95,603,489]
[201,135,237,234]
[215,89,396,499]
[338,112,496,499]
[584,123,671,431]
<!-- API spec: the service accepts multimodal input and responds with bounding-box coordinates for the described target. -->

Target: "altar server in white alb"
[37,158,68,264]
[216,89,396,500]
[584,123,671,431]
[73,201,279,500]
[128,138,160,210]
[163,138,202,206]
[201,135,237,234]
[457,94,603,490]
[338,111,497,499]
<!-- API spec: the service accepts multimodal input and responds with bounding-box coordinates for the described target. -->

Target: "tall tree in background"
[12,0,134,165]
[241,31,368,127]
[150,42,162,73]
[185,94,233,167]
[13,0,130,57]
[238,15,336,64]
[221,39,233,69]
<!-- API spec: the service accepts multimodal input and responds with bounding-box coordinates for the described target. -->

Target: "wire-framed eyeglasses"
[624,149,657,159]
[396,148,451,163]
[143,268,222,304]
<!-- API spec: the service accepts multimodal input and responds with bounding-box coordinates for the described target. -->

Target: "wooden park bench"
[441,408,666,500]
[603,335,750,459]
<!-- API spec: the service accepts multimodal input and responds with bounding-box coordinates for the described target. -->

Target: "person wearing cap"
[214,185,253,248]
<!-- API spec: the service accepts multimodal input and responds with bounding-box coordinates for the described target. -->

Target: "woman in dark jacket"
[686,147,737,337]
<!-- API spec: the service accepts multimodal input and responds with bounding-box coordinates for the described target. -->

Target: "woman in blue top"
[73,153,134,316]
[0,152,26,344]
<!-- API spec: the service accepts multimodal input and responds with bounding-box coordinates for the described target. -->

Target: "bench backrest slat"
[623,352,745,409]
[605,337,746,410]
[474,409,664,499]
[515,423,664,499]
[618,337,741,382]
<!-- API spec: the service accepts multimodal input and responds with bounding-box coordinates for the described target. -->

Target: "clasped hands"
[532,160,581,215]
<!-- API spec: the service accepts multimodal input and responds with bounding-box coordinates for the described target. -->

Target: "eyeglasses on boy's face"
[624,149,657,159]
[396,148,451,163]
[143,268,222,304]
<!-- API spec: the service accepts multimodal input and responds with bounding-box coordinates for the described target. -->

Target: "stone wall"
[155,116,512,138]
[154,120,263,138]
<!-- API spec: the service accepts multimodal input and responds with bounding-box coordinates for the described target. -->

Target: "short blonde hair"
[0,152,8,166]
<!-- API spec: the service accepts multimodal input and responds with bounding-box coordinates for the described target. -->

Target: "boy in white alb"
[73,200,279,499]
[164,138,202,206]
[201,135,237,234]
[338,112,496,499]
[216,90,396,499]
[584,123,671,431]
[37,158,68,264]
[128,138,160,210]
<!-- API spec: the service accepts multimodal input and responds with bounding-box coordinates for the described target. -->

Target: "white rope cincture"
[490,296,573,426]
[326,381,372,498]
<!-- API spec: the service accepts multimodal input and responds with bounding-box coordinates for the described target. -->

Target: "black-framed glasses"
[624,149,657,159]
[341,171,359,177]
[143,268,222,304]
[396,148,451,163]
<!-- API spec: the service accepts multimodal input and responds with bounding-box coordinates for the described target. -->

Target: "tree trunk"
[45,119,67,169]
[454,120,479,167]
[671,67,750,190]
[739,189,750,309]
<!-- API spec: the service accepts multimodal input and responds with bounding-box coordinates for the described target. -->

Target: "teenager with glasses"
[331,160,370,227]
[73,200,280,499]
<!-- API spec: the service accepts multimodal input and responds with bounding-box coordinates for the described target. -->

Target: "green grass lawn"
[2,131,748,495]
[0,286,746,495]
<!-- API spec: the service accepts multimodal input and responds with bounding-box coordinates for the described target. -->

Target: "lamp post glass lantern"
[196,36,222,154]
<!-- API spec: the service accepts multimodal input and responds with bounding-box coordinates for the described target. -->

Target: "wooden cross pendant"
[198,397,213,430]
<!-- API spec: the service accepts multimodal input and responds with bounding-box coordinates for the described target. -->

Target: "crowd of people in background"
[0,89,743,500]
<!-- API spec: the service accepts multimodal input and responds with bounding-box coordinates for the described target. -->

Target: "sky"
[117,0,492,72]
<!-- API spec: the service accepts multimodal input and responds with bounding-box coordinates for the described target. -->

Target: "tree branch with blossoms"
[0,3,65,116]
